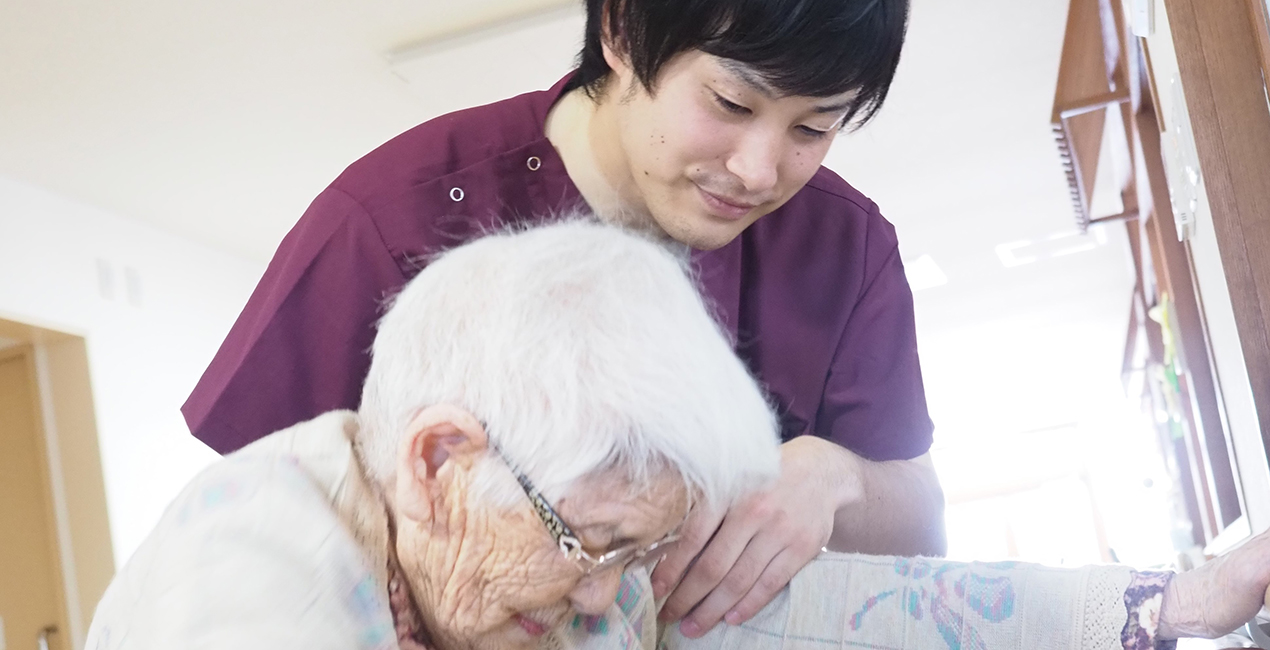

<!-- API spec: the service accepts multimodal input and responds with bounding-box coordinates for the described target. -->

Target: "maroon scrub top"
[183,74,934,461]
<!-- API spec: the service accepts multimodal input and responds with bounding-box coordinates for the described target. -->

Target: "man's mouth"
[696,186,761,220]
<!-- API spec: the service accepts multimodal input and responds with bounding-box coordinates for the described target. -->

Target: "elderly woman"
[89,221,1270,650]
[87,220,780,650]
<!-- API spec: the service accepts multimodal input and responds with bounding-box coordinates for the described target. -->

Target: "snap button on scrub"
[449,187,464,202]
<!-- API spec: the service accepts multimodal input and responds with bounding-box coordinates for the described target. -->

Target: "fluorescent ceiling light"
[995,240,1039,268]
[905,254,949,291]
[1050,242,1100,258]
[996,230,1106,268]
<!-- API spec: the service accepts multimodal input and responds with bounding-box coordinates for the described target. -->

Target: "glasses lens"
[590,548,640,574]
[632,550,666,570]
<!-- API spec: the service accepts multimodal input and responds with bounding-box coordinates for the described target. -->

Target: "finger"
[651,506,725,600]
[658,503,766,624]
[723,545,816,626]
[677,529,787,637]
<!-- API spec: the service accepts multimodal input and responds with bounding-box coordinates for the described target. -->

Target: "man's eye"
[797,125,831,139]
[713,93,750,115]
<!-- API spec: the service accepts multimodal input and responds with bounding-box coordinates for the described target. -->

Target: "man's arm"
[815,232,946,556]
[652,224,944,637]
[825,448,945,557]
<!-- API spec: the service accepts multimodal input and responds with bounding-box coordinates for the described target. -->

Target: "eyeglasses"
[491,444,681,576]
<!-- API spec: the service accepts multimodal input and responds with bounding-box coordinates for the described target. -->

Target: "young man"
[183,0,946,638]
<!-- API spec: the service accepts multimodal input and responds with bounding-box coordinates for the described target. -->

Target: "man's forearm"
[825,450,947,557]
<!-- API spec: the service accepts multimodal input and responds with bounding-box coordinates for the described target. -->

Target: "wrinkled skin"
[1159,527,1270,640]
[389,405,689,650]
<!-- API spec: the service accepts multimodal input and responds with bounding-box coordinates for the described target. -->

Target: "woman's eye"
[713,93,749,115]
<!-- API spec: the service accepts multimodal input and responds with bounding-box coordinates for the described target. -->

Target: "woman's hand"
[1159,529,1270,639]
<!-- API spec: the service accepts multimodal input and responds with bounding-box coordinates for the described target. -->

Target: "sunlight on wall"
[929,330,1179,568]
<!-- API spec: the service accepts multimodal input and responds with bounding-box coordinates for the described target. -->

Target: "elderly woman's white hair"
[357,219,781,510]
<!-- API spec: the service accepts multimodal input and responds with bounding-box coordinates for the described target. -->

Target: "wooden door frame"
[1162,0,1270,468]
[0,320,115,650]
[0,345,73,650]
[1134,98,1247,534]
[1245,0,1270,83]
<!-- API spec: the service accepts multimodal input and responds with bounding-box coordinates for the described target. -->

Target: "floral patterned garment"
[1122,571,1176,650]
[84,411,1173,650]
[659,554,1174,650]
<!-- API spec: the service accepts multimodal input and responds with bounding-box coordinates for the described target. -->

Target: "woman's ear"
[394,405,489,523]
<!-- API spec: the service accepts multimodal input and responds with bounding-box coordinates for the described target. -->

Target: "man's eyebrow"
[720,59,778,99]
[812,99,853,115]
[718,59,852,116]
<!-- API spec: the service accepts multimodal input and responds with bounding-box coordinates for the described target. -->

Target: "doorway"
[0,318,114,650]
[0,346,67,650]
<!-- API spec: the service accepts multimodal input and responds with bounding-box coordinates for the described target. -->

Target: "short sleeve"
[182,188,406,453]
[816,233,933,462]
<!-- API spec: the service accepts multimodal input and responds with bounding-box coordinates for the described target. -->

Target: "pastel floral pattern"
[848,558,1018,650]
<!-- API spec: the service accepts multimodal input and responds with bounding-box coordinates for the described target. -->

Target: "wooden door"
[0,349,66,650]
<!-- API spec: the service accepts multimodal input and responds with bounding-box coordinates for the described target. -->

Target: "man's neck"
[545,85,667,240]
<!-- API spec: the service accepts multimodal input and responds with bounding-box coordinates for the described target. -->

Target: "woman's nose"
[567,567,625,616]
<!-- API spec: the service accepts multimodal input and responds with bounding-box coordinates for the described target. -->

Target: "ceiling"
[0,0,577,262]
[1,0,1137,446]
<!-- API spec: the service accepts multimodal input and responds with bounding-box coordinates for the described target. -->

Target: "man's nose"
[567,567,625,616]
[725,130,781,195]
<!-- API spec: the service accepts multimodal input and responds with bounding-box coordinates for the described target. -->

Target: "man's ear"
[394,404,489,523]
[599,2,633,81]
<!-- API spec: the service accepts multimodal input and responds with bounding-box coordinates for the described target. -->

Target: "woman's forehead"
[557,471,689,530]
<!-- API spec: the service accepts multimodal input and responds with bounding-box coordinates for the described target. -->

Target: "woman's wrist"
[1155,533,1270,642]
[1155,569,1191,641]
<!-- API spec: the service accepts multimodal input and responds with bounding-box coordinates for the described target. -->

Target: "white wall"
[0,174,265,566]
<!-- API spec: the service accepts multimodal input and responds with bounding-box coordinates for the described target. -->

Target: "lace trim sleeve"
[1080,565,1134,650]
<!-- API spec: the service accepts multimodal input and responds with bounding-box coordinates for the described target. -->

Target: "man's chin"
[666,220,750,251]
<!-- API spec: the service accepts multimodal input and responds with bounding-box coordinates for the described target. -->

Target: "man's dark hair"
[568,0,909,129]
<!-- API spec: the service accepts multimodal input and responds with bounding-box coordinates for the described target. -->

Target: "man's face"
[601,49,853,250]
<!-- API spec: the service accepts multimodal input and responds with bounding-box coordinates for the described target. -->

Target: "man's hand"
[651,437,947,639]
[651,436,859,638]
